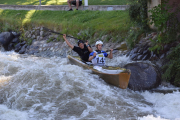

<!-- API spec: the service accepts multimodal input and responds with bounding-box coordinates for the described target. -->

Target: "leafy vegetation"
[162,44,180,86]
[148,0,180,86]
[0,0,129,5]
[125,0,149,49]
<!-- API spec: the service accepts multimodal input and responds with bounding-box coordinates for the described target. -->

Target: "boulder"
[124,62,161,91]
[0,32,15,50]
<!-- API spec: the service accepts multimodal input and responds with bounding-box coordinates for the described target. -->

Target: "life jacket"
[91,50,106,66]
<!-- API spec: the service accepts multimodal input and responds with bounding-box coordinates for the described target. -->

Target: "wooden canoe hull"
[67,55,131,89]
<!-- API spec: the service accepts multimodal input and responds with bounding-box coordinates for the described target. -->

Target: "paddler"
[88,40,113,66]
[63,34,93,62]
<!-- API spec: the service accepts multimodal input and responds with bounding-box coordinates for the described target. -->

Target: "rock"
[143,50,149,55]
[0,32,16,50]
[40,31,44,37]
[19,44,27,54]
[133,47,139,53]
[14,43,22,52]
[152,34,157,40]
[20,41,26,46]
[124,62,161,91]
[142,54,151,60]
[34,29,40,36]
[31,35,36,39]
[136,55,144,60]
[138,48,143,54]
[130,53,138,60]
[12,37,19,43]
[126,51,131,57]
[8,43,14,51]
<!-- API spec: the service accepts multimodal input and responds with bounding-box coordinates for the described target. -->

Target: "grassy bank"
[0,9,131,42]
[0,0,129,5]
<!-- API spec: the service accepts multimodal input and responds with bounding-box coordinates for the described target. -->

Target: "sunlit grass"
[22,10,36,25]
[0,0,128,5]
[0,9,131,42]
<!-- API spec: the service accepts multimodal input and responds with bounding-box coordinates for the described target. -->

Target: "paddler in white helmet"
[88,40,113,66]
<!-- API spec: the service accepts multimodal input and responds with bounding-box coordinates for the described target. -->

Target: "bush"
[148,0,180,86]
[128,0,149,31]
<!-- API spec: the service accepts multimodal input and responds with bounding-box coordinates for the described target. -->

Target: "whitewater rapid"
[0,51,180,120]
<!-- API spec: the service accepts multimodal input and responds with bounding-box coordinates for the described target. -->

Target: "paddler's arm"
[88,52,96,61]
[107,49,113,59]
[85,40,93,53]
[63,34,74,49]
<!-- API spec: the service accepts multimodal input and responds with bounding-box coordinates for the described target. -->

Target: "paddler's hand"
[85,40,88,46]
[63,34,66,39]
[110,49,113,53]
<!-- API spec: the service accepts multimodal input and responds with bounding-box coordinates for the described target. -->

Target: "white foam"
[0,105,29,120]
[138,115,169,120]
[105,55,131,67]
[1,51,180,120]
[141,91,180,120]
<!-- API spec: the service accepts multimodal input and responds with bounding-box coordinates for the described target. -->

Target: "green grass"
[0,9,131,41]
[0,0,129,5]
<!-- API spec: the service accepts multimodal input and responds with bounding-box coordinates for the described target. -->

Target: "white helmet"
[95,40,103,46]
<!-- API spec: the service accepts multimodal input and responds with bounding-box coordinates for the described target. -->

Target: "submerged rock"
[124,62,161,91]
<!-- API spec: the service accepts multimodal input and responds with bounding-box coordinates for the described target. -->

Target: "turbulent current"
[0,51,180,120]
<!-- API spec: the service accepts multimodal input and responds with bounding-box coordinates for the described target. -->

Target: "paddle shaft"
[43,27,83,41]
[106,49,119,52]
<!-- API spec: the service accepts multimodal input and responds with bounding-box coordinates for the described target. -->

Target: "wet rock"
[138,48,143,54]
[133,47,139,53]
[20,41,26,46]
[142,54,150,60]
[14,43,22,52]
[19,44,27,54]
[0,32,16,50]
[143,50,149,55]
[8,43,14,51]
[136,55,144,60]
[124,62,161,91]
[131,54,138,60]
[126,51,131,57]
[12,37,19,43]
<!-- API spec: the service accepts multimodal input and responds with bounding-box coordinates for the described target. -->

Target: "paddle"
[106,44,127,52]
[106,49,119,52]
[43,27,83,41]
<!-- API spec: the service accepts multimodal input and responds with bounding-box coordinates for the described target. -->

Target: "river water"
[0,51,180,120]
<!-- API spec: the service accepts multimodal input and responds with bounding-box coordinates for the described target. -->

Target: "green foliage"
[148,0,180,53]
[162,44,180,86]
[126,27,144,49]
[0,9,131,40]
[47,37,54,43]
[128,0,149,31]
[148,1,171,31]
[148,0,180,86]
[76,28,95,43]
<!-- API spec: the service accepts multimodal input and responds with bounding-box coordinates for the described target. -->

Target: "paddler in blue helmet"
[63,34,93,62]
[88,40,113,66]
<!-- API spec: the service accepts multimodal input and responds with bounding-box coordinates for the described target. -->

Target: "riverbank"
[0,9,131,42]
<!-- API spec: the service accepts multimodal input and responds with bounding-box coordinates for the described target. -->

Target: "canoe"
[67,55,131,89]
